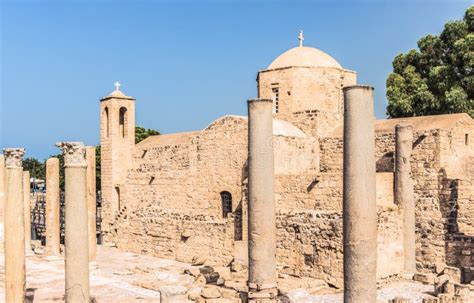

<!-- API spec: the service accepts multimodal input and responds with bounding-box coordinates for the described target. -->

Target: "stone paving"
[0,245,472,302]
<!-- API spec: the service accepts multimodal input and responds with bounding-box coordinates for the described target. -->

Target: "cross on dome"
[114,81,121,91]
[298,30,304,47]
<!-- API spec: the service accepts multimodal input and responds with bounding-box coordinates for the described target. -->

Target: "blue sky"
[1,0,472,160]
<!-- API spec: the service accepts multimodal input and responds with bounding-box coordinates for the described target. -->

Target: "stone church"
[99,36,474,288]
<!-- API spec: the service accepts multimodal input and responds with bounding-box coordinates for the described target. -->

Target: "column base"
[248,284,278,303]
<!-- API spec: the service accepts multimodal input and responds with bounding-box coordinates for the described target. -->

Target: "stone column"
[342,86,377,303]
[247,98,277,302]
[56,142,90,303]
[86,146,97,262]
[395,124,416,273]
[45,157,61,256]
[23,170,32,253]
[3,148,26,303]
[0,155,6,253]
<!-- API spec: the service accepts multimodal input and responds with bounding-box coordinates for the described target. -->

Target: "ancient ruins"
[0,34,473,302]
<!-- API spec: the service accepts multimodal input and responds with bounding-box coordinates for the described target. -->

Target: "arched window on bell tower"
[119,107,128,138]
[104,107,110,138]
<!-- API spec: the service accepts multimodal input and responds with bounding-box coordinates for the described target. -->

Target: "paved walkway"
[0,245,471,302]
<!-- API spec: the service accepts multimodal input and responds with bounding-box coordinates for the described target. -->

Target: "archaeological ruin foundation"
[0,35,473,302]
[97,38,474,293]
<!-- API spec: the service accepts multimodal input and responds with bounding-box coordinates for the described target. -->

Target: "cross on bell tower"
[114,81,121,91]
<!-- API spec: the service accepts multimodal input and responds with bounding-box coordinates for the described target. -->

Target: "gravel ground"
[0,245,472,302]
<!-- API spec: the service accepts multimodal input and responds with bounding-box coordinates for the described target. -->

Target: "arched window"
[119,107,128,138]
[114,186,121,211]
[220,191,232,218]
[104,107,109,138]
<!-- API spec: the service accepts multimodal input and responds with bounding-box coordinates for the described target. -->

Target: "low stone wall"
[446,233,474,283]
[275,209,403,288]
[109,209,235,266]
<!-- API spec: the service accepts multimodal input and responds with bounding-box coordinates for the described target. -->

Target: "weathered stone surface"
[23,170,31,252]
[45,157,60,256]
[57,141,90,302]
[3,148,26,303]
[86,146,97,262]
[415,273,436,285]
[395,124,416,273]
[390,297,411,303]
[201,285,221,299]
[95,40,474,289]
[342,86,377,302]
[159,285,188,303]
[247,98,277,302]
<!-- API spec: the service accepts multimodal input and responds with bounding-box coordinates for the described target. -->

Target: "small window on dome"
[272,87,279,114]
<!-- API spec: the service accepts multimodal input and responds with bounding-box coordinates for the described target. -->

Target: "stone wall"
[105,115,318,266]
[320,128,467,274]
[275,208,403,288]
[110,208,235,266]
[446,233,474,283]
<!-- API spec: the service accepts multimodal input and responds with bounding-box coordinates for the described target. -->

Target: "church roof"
[136,131,199,147]
[328,113,472,137]
[268,46,342,70]
[136,116,308,148]
[374,113,472,133]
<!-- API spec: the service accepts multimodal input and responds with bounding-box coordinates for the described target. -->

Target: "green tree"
[386,5,474,118]
[24,125,159,192]
[135,126,161,144]
[23,157,45,181]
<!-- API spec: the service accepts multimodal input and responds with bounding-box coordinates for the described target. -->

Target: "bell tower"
[100,82,135,230]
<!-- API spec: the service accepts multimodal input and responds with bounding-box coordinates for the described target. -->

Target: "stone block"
[442,267,461,284]
[414,273,436,285]
[201,286,221,299]
[159,285,188,303]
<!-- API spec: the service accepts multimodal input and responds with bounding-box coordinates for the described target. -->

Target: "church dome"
[268,46,342,70]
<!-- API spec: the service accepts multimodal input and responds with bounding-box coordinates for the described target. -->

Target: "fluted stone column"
[343,86,377,303]
[3,148,26,303]
[45,157,61,256]
[395,124,416,273]
[23,170,32,253]
[56,142,90,303]
[0,155,6,253]
[86,146,97,262]
[247,98,277,302]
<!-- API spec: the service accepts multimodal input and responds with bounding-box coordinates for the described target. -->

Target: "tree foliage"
[135,126,161,144]
[386,6,474,118]
[22,125,159,191]
[23,157,45,181]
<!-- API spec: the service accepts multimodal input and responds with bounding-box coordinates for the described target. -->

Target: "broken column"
[0,155,6,253]
[395,124,416,273]
[3,148,26,303]
[342,86,377,303]
[56,142,90,302]
[45,157,61,256]
[247,98,277,302]
[23,170,32,253]
[86,146,97,262]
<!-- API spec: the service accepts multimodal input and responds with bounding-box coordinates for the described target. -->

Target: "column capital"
[56,142,86,167]
[395,124,414,142]
[395,123,413,131]
[3,148,25,168]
